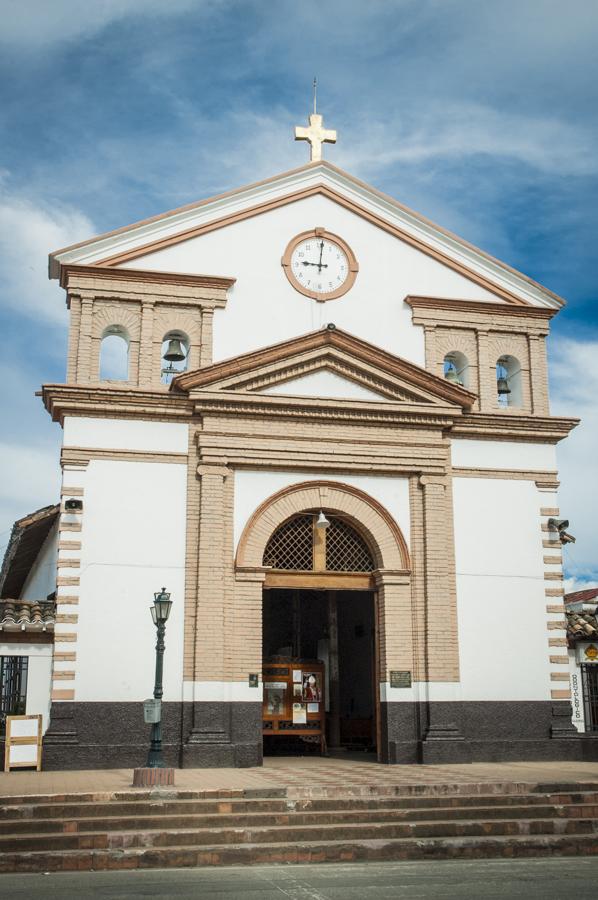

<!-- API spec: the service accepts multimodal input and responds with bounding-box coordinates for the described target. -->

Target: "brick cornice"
[453,412,579,443]
[60,263,236,292]
[41,383,194,425]
[405,295,558,321]
[192,390,460,427]
[41,382,578,445]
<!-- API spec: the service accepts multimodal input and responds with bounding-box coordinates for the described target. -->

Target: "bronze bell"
[444,366,463,386]
[163,339,186,362]
[497,376,511,395]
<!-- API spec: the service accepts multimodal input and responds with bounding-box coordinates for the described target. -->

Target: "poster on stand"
[267,689,285,715]
[292,703,307,724]
[302,672,322,701]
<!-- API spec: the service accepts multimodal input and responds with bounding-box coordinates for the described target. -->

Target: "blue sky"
[0,0,596,584]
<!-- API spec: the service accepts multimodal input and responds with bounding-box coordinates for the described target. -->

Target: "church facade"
[32,137,585,768]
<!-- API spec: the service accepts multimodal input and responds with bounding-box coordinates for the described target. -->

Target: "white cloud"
[0,181,94,325]
[338,104,598,179]
[0,0,217,50]
[564,577,598,597]
[0,441,61,558]
[550,335,598,580]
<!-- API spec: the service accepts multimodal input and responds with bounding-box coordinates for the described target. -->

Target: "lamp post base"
[132,767,175,788]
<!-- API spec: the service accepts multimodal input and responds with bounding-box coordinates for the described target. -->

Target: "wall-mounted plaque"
[390,670,411,689]
[248,674,259,687]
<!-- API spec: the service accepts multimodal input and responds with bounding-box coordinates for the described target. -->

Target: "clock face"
[291,237,349,296]
[282,229,358,301]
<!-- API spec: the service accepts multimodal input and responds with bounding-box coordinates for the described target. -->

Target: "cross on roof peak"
[294,80,336,162]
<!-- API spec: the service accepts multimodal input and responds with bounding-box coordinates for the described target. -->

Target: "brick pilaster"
[138,299,155,385]
[77,295,94,382]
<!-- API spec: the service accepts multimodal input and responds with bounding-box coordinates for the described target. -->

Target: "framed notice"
[4,714,42,772]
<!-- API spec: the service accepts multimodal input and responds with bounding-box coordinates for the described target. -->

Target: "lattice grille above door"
[262,514,374,572]
[263,515,313,570]
[325,518,374,571]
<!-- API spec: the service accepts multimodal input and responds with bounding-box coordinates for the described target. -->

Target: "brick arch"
[236,480,410,572]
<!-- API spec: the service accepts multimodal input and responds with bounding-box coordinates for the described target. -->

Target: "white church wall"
[451,439,557,472]
[75,459,187,702]
[453,476,551,701]
[0,642,52,731]
[63,417,189,454]
[20,521,58,601]
[233,469,411,555]
[121,194,499,365]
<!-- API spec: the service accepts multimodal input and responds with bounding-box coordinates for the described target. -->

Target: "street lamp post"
[147,587,173,768]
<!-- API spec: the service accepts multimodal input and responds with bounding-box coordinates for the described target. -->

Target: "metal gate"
[580,663,598,732]
[0,656,28,731]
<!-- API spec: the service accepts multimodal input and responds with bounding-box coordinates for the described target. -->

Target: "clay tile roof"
[566,610,598,642]
[565,587,598,605]
[0,598,56,633]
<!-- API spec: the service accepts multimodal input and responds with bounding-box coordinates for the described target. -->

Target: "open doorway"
[262,588,377,758]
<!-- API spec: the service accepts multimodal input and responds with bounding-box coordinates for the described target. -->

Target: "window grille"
[263,514,375,572]
[326,518,374,571]
[581,664,598,732]
[263,515,314,570]
[0,656,28,732]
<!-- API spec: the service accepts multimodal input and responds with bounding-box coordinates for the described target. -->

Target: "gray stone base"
[42,701,262,770]
[41,698,593,770]
[381,699,587,764]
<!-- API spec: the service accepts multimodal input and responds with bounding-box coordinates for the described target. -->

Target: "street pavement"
[1,859,597,899]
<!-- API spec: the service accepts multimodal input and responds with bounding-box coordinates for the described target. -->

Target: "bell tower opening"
[261,513,378,759]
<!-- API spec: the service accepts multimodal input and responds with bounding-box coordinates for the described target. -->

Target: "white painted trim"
[451,439,557,471]
[0,642,53,657]
[379,682,462,703]
[63,417,189,454]
[183,681,263,702]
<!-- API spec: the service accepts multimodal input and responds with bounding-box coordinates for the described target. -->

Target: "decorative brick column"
[183,462,258,766]
[419,474,465,760]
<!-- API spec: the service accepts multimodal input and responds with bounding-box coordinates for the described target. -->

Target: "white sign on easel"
[4,714,42,772]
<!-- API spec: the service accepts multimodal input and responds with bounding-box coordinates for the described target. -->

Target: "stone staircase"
[2,781,598,872]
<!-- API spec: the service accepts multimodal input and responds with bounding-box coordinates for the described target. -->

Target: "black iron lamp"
[151,587,173,625]
[146,587,173,768]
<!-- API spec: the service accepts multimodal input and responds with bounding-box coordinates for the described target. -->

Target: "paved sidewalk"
[2,756,598,798]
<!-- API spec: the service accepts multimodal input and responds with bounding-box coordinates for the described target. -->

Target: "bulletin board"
[262,658,326,754]
[4,714,43,772]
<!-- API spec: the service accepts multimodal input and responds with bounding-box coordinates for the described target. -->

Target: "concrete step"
[4,789,598,823]
[2,831,598,873]
[3,780,598,807]
[2,815,598,853]
[3,801,598,837]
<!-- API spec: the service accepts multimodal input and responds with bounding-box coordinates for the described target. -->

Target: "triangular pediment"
[49,161,563,310]
[171,327,477,411]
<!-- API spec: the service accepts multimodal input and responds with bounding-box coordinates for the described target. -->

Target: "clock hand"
[317,240,324,272]
[302,261,328,268]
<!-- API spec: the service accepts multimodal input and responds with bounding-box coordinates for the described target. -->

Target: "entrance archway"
[235,481,412,763]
